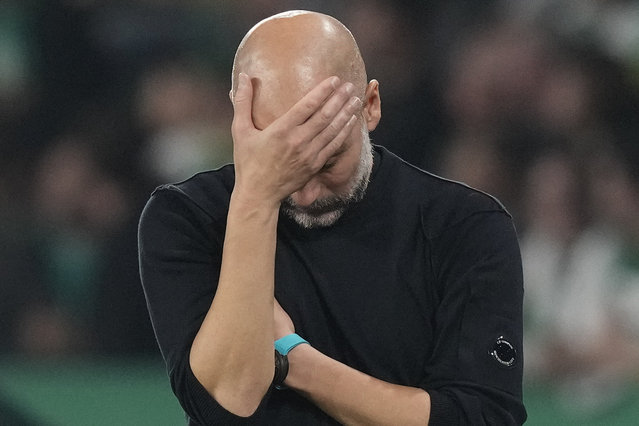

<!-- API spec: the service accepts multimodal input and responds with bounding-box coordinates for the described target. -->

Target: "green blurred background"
[2,357,639,425]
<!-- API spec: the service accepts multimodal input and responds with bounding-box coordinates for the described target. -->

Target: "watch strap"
[275,333,309,355]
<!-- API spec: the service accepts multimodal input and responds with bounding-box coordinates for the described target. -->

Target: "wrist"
[228,190,281,222]
[283,343,317,390]
[231,184,282,212]
[273,333,309,389]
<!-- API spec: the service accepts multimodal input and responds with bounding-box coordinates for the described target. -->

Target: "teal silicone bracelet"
[275,333,309,355]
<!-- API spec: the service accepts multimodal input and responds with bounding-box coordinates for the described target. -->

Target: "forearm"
[286,344,431,425]
[187,73,358,417]
[189,192,280,416]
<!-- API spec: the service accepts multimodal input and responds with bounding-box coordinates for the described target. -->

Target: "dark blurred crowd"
[2,0,639,416]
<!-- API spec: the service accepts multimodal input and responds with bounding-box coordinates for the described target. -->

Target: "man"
[139,10,526,425]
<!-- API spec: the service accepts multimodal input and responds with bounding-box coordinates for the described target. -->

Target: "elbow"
[189,352,273,417]
[214,375,272,417]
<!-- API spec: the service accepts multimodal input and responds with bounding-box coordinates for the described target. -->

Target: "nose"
[292,178,322,207]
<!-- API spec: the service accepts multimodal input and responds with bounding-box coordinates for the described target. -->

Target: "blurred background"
[1,0,639,424]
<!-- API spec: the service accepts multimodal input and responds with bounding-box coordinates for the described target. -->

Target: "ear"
[229,89,234,104]
[362,79,381,132]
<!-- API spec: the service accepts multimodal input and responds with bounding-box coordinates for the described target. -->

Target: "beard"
[281,128,374,229]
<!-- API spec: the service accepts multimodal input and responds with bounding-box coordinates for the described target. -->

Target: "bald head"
[231,10,367,128]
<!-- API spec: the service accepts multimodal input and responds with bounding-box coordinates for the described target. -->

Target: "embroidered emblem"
[490,336,517,368]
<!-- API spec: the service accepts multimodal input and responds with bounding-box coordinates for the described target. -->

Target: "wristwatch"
[273,333,309,389]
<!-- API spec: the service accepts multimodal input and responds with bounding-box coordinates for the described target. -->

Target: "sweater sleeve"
[138,187,270,425]
[420,200,527,425]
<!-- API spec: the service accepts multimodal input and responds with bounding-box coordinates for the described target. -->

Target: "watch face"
[274,350,284,369]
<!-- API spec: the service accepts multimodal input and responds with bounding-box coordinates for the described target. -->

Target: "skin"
[189,10,431,424]
[231,10,374,226]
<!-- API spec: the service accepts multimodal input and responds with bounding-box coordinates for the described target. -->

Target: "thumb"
[232,73,255,135]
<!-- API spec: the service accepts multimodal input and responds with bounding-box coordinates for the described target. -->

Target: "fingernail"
[330,76,340,89]
[350,96,362,109]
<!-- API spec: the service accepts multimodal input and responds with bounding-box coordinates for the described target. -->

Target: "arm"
[273,205,526,425]
[189,73,362,416]
[288,346,431,425]
[274,300,431,425]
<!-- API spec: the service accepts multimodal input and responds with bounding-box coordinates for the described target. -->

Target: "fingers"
[316,94,361,145]
[285,76,341,126]
[231,73,255,137]
[302,81,356,135]
[304,87,361,166]
[275,77,361,167]
[314,113,359,167]
[231,74,361,202]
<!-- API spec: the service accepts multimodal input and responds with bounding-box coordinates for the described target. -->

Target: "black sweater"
[138,146,526,425]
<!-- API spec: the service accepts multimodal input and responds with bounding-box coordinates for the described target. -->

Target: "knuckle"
[287,133,304,150]
[300,99,317,117]
[320,108,334,122]
[231,122,242,138]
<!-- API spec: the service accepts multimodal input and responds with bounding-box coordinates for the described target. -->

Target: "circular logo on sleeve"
[490,336,517,368]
